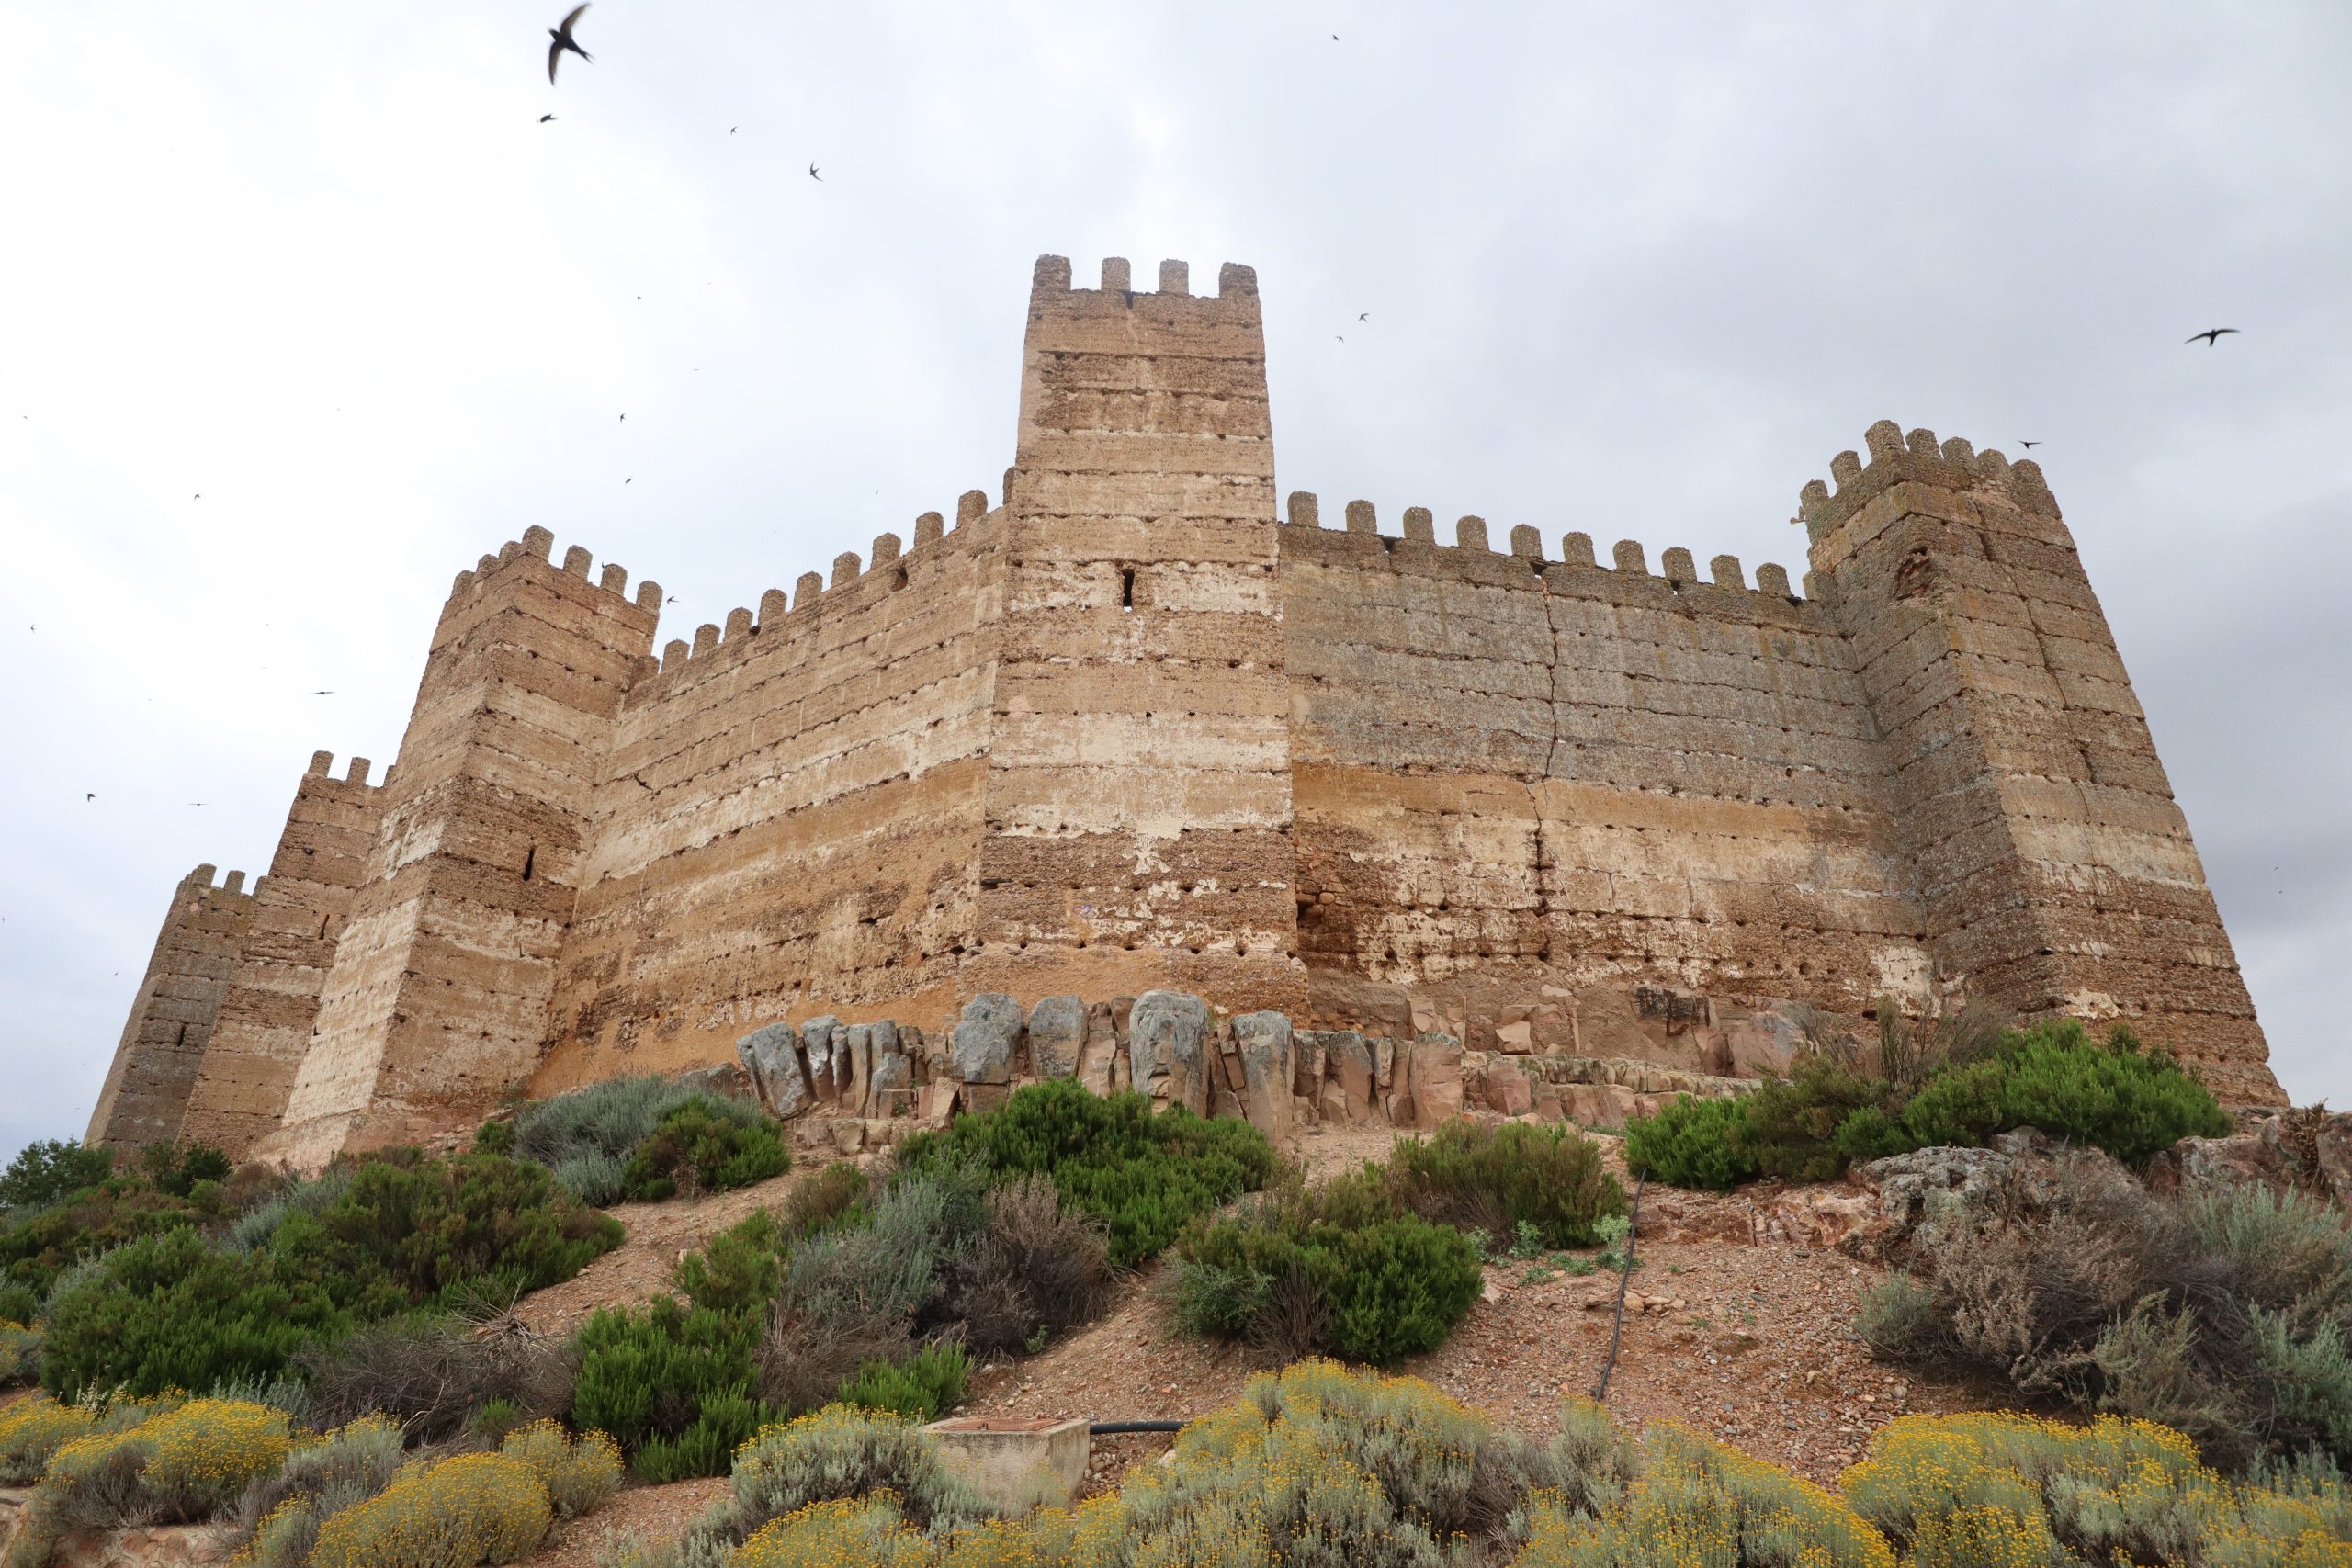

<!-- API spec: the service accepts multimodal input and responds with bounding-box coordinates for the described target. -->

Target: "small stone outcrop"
[2144,1105,2352,1209]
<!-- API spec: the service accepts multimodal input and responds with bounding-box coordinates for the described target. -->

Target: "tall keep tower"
[970,257,1303,1012]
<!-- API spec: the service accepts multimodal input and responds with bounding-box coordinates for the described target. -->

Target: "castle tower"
[1804,423,2276,1102]
[176,753,387,1152]
[85,865,255,1150]
[970,257,1303,1011]
[258,532,659,1164]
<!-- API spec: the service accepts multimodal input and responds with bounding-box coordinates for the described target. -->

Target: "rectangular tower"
[177,752,387,1154]
[971,256,1302,1012]
[1805,423,2275,1102]
[85,865,255,1151]
[258,531,661,1165]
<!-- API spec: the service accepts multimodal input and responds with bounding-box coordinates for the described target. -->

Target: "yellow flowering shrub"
[1515,1424,1893,1568]
[733,1495,942,1568]
[943,1509,1074,1568]
[141,1398,294,1504]
[306,1451,553,1568]
[1842,1412,2352,1568]
[0,1394,96,1483]
[498,1418,623,1520]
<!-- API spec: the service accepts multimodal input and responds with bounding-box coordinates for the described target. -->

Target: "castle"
[85,254,2280,1167]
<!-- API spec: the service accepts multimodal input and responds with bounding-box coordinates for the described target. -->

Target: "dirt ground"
[514,1121,1983,1555]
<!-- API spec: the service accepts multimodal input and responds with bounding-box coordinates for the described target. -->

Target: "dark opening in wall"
[522,846,536,882]
[1121,568,1136,611]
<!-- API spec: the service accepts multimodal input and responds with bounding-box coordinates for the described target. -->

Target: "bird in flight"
[539,114,556,123]
[808,162,822,181]
[548,4,591,85]
[1357,312,1369,321]
[625,477,634,484]
[618,413,626,423]
[729,126,738,134]
[85,793,95,802]
[2185,328,2238,346]
[309,690,334,695]
[193,494,201,500]
[1335,335,1344,343]
[2018,440,2042,449]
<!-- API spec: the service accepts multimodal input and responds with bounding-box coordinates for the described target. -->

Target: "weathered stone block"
[953,993,1022,1085]
[1129,990,1210,1117]
[1027,996,1086,1079]
[1233,1010,1294,1139]
[736,1022,812,1119]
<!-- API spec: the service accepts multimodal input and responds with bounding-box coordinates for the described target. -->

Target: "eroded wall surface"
[536,495,1008,1091]
[1282,515,1933,1040]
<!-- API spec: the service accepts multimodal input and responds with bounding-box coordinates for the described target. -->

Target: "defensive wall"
[85,253,2280,1165]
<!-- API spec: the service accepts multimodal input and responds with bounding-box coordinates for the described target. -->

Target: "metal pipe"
[1088,1420,1186,1435]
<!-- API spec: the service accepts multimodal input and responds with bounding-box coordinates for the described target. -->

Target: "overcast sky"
[2,5,2345,1162]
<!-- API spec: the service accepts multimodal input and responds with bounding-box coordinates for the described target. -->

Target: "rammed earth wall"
[86,254,2279,1162]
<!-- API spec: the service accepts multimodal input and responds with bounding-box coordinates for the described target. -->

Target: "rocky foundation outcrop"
[736,989,1750,1152]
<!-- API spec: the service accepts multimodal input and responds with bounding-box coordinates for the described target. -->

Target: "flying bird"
[539,114,556,123]
[547,4,591,84]
[808,162,822,181]
[85,793,94,801]
[625,477,634,484]
[618,413,626,422]
[2184,328,2238,346]
[1358,312,1369,321]
[729,126,738,134]
[1335,335,1344,343]
[193,494,201,500]
[2018,440,2042,449]
[309,690,334,695]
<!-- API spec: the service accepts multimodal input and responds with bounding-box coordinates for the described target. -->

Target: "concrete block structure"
[86,254,2280,1163]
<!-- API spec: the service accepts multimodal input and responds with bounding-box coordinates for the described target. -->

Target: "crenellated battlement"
[1279,490,1810,610]
[447,524,665,617]
[640,487,1005,690]
[1030,254,1260,303]
[300,750,386,790]
[1794,419,2058,547]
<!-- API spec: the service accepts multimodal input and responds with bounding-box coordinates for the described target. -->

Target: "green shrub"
[0,1176,207,1310]
[621,1100,790,1201]
[1383,1122,1627,1247]
[1173,1189,1482,1366]
[499,1418,623,1520]
[1623,1094,1758,1192]
[136,1142,232,1200]
[571,1298,772,1481]
[837,1342,970,1422]
[1898,1020,2230,1167]
[896,1078,1276,1267]
[38,1227,356,1398]
[472,1118,516,1156]
[675,1210,786,1314]
[0,1141,113,1214]
[1739,1056,1906,1184]
[309,1149,623,1304]
[305,1450,552,1568]
[512,1075,775,1203]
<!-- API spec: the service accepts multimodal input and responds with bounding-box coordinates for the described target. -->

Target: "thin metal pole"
[1590,1172,1645,1403]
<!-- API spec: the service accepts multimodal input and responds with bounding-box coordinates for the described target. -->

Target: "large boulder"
[1849,1129,2136,1262]
[868,1050,915,1118]
[2145,1107,2352,1209]
[1233,1011,1295,1139]
[1409,1037,1465,1129]
[736,1022,813,1119]
[1316,1032,1375,1122]
[952,993,1022,1085]
[1129,991,1210,1117]
[1026,996,1087,1079]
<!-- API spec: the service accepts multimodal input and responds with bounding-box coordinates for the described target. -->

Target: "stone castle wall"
[85,254,2280,1160]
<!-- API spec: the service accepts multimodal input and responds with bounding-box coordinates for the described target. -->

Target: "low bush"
[620,1100,789,1202]
[296,1312,577,1443]
[0,1320,40,1385]
[37,1147,616,1399]
[1516,1423,1892,1568]
[498,1419,623,1520]
[571,1298,771,1482]
[1738,1055,1905,1184]
[674,1211,786,1315]
[1173,1186,1482,1365]
[1842,1411,2352,1568]
[837,1341,970,1422]
[895,1078,1276,1267]
[675,1404,988,1558]
[1383,1121,1627,1247]
[0,1140,114,1215]
[7,1399,293,1567]
[509,1075,778,1206]
[781,1161,869,1236]
[222,1413,405,1568]
[1901,1018,2231,1166]
[1622,1093,1759,1192]
[304,1450,552,1568]
[0,1394,100,1484]
[1859,1159,2352,1470]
